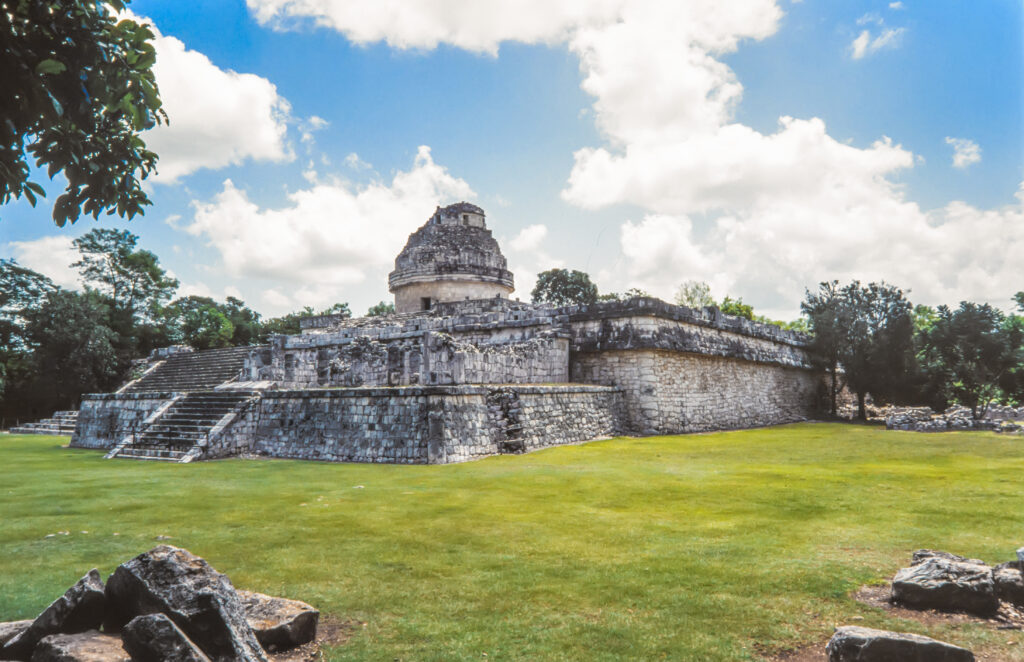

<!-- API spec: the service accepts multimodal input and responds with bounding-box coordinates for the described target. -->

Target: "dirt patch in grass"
[269,616,359,661]
[853,584,1024,631]
[767,642,825,661]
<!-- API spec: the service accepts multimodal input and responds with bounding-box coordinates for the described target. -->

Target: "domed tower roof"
[388,203,515,312]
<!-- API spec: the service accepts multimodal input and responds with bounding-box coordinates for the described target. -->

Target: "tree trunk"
[829,368,838,417]
[857,391,867,421]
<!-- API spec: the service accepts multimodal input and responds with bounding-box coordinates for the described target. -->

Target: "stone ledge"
[262,384,621,399]
[562,297,809,347]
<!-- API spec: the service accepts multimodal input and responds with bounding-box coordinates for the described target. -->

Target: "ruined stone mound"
[0,545,318,662]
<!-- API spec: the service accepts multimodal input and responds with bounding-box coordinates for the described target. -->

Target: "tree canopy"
[1,0,165,225]
[367,301,396,317]
[918,302,1022,419]
[531,269,598,306]
[674,280,714,309]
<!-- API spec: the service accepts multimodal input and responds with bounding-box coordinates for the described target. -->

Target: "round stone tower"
[388,202,515,313]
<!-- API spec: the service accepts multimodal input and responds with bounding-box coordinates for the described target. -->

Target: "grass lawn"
[1,423,1022,660]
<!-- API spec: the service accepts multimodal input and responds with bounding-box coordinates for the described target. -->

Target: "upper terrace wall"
[562,298,818,434]
[565,298,812,369]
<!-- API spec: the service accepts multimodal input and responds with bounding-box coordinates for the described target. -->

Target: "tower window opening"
[421,297,432,311]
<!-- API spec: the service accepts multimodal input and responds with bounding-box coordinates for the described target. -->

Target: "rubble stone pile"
[883,405,1024,434]
[890,548,1024,616]
[0,546,318,661]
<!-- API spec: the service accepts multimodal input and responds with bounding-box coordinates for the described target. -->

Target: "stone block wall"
[482,385,624,457]
[572,349,818,435]
[72,393,175,449]
[246,331,568,389]
[208,385,622,464]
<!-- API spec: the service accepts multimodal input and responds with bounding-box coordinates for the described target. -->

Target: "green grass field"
[2,424,1022,660]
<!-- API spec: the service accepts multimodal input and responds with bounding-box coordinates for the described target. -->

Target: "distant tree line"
[531,268,1023,420]
[0,229,382,421]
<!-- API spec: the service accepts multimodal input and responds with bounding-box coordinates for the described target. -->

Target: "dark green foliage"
[0,259,56,352]
[531,269,598,306]
[366,301,395,317]
[0,260,57,410]
[72,229,178,323]
[319,302,352,317]
[999,313,1024,405]
[162,296,234,350]
[598,287,651,302]
[260,303,351,340]
[1015,291,1024,313]
[840,282,916,419]
[918,302,1023,418]
[801,281,849,416]
[1,0,166,225]
[802,281,916,419]
[223,297,262,346]
[22,290,119,411]
[718,296,754,320]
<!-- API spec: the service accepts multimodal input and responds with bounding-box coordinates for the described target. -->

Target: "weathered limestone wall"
[394,280,513,313]
[72,393,175,449]
[482,385,624,458]
[571,350,818,435]
[213,385,622,464]
[246,331,568,389]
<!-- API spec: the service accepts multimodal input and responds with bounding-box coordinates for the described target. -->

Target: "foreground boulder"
[237,591,319,651]
[30,631,128,662]
[911,550,985,566]
[1,570,105,660]
[121,613,211,662]
[827,626,974,662]
[993,563,1024,607]
[104,546,267,662]
[892,556,998,616]
[0,623,31,648]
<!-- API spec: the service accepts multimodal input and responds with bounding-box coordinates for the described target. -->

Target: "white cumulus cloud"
[945,137,982,169]
[126,13,293,182]
[184,146,473,313]
[239,0,1017,316]
[7,236,81,290]
[246,0,624,55]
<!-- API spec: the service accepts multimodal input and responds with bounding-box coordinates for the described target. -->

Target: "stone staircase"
[110,391,255,462]
[8,410,79,435]
[124,346,253,393]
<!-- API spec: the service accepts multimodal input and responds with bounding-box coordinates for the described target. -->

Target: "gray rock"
[1017,547,1024,565]
[237,590,318,651]
[911,549,985,566]
[121,613,210,662]
[892,557,999,616]
[826,626,974,662]
[29,631,129,662]
[1,570,105,660]
[0,622,31,648]
[994,563,1024,607]
[104,546,266,662]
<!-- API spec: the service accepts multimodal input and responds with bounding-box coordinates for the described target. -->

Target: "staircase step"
[125,347,257,393]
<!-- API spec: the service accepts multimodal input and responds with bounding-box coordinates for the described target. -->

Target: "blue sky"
[3,0,1021,320]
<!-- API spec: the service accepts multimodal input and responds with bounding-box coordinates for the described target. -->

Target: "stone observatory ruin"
[71,202,820,464]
